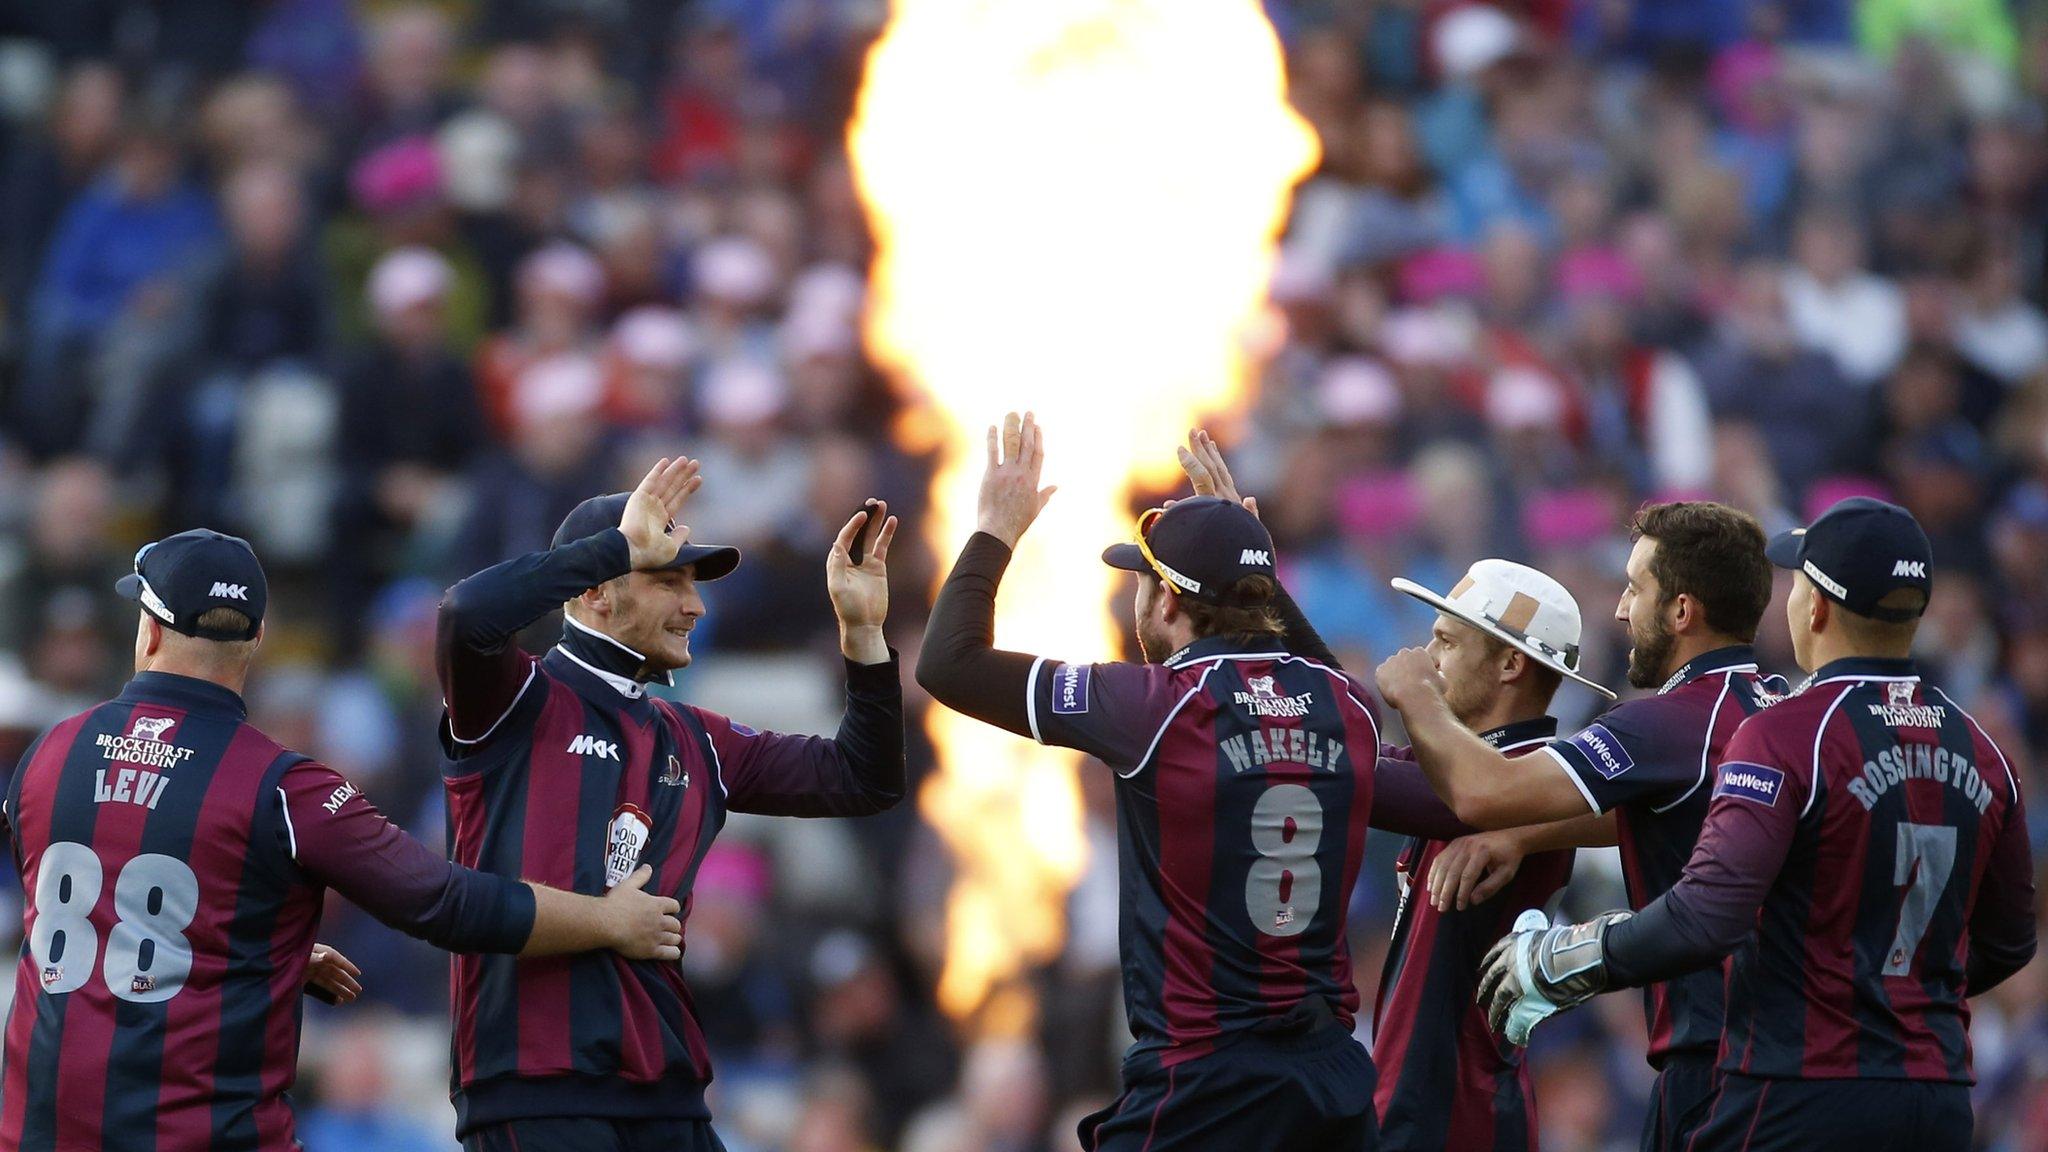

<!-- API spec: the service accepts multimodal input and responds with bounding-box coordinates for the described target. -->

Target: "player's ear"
[1668,591,1699,636]
[1809,588,1830,636]
[1499,646,1527,686]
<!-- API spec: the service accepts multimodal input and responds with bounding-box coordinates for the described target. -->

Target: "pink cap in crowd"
[350,136,444,214]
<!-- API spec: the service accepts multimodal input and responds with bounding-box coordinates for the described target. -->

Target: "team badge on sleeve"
[1714,761,1785,807]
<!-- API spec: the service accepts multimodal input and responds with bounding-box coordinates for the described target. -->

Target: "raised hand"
[1176,428,1258,518]
[1426,831,1526,912]
[603,865,685,962]
[828,499,898,664]
[1375,646,1447,712]
[976,411,1057,549]
[620,456,703,571]
[305,943,363,1004]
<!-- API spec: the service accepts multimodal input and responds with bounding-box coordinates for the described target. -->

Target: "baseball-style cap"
[553,494,741,580]
[1766,496,1932,622]
[1392,559,1617,699]
[1102,497,1277,605]
[115,529,267,641]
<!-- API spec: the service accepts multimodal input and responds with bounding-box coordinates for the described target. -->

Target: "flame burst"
[850,0,1317,1031]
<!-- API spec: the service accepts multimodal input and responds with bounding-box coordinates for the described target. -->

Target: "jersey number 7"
[1884,822,1957,977]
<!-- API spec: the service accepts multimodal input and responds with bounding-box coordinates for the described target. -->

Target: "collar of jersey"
[553,615,675,699]
[1479,715,1558,751]
[120,671,248,720]
[1162,635,1295,669]
[1806,655,1920,686]
[1656,645,1759,695]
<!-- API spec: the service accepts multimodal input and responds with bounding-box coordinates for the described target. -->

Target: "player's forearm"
[825,652,908,814]
[519,883,628,957]
[1965,808,2036,993]
[1605,805,1784,987]
[439,529,632,660]
[1398,692,1525,828]
[840,623,889,665]
[1509,811,1618,854]
[1369,753,1476,840]
[914,531,1037,738]
[1271,581,1341,669]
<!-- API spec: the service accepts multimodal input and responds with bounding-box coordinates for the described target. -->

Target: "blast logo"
[131,975,156,996]
[605,804,653,889]
[40,965,62,990]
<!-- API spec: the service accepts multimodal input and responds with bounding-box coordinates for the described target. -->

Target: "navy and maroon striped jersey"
[1538,645,1784,1064]
[1,671,534,1152]
[1708,658,2030,1081]
[1024,635,1381,1066]
[436,529,902,1134]
[1373,718,1572,1152]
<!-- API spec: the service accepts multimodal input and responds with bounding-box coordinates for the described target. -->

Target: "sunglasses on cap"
[1133,507,1203,597]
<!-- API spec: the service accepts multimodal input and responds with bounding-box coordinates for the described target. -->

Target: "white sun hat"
[1392,558,1616,699]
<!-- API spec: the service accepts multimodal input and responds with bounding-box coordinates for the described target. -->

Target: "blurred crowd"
[3,0,2048,1150]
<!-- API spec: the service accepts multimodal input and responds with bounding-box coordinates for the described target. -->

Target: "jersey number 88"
[28,841,198,1004]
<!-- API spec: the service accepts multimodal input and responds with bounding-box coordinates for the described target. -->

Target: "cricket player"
[0,529,683,1151]
[1478,497,2037,1151]
[435,455,905,1151]
[919,415,1472,1150]
[1373,561,1615,1152]
[1375,501,1784,1151]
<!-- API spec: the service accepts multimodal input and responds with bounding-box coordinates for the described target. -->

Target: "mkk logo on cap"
[1100,497,1277,605]
[114,529,267,641]
[1766,497,1932,622]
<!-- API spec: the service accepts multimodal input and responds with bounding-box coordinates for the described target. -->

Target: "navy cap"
[1103,497,1278,604]
[1766,496,1931,623]
[115,529,267,641]
[553,493,741,580]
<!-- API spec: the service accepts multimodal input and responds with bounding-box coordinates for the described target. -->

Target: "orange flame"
[849,0,1318,1031]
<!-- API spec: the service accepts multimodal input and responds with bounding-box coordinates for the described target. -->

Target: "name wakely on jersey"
[92,714,193,810]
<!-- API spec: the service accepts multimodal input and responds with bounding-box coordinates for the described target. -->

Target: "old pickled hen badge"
[605,803,654,889]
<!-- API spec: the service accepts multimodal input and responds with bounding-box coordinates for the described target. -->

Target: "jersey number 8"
[28,841,198,1004]
[1246,784,1323,938]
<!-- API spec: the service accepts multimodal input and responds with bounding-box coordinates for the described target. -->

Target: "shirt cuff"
[845,649,902,690]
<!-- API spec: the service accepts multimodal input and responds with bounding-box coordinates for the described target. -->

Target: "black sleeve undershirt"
[914,532,1039,739]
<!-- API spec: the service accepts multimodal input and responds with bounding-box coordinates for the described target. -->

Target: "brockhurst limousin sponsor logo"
[1234,674,1313,719]
[1869,680,1945,728]
[93,714,192,809]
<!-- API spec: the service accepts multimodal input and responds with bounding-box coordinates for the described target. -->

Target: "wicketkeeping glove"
[1478,908,1634,1046]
